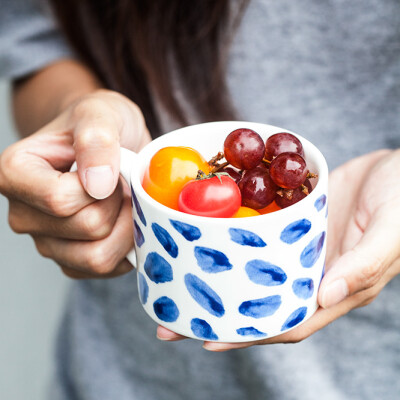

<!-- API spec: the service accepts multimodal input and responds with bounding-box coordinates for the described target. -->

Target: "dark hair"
[49,0,249,137]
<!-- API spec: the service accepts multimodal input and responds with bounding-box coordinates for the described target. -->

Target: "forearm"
[12,59,101,137]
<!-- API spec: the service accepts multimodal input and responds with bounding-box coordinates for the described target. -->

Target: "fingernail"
[321,278,349,308]
[85,166,114,199]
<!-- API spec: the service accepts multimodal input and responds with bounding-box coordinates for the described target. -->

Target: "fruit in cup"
[269,152,308,189]
[178,174,241,218]
[224,128,265,170]
[143,129,316,217]
[142,146,210,210]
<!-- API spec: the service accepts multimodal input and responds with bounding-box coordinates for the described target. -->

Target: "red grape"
[224,128,265,170]
[222,166,242,184]
[265,132,304,161]
[238,164,277,209]
[275,179,312,208]
[269,152,308,189]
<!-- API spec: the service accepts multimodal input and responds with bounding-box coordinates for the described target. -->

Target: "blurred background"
[0,80,70,400]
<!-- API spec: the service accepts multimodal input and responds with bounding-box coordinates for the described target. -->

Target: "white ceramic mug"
[96,121,328,342]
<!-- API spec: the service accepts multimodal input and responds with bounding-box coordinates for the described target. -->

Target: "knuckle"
[80,207,114,239]
[76,126,116,149]
[33,237,51,258]
[43,186,72,217]
[8,211,24,234]
[84,245,117,275]
[60,266,86,280]
[360,256,384,289]
[71,96,107,120]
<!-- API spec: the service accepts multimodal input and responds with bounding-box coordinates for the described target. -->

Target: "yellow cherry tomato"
[142,146,210,210]
[232,206,261,218]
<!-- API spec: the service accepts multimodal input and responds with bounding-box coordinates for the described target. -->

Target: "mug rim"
[130,121,328,223]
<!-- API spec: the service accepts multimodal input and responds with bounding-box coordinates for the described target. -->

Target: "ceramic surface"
[121,121,328,342]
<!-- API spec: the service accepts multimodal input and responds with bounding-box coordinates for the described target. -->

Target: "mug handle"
[70,147,139,268]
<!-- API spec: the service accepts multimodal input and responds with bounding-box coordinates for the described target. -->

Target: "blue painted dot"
[300,232,326,268]
[184,274,225,317]
[245,260,287,286]
[228,228,266,247]
[194,246,233,273]
[131,187,146,226]
[144,252,173,283]
[133,219,145,248]
[280,219,312,244]
[152,223,178,258]
[138,272,149,304]
[153,296,179,322]
[315,194,327,211]
[281,307,307,331]
[236,327,267,338]
[292,278,314,299]
[239,295,282,318]
[169,219,201,241]
[190,318,218,340]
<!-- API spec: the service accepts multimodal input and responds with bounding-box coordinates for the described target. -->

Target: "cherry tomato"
[142,146,210,210]
[258,201,281,214]
[178,175,241,218]
[233,206,261,218]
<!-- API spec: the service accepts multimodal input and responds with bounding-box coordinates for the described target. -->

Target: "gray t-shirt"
[1,1,400,400]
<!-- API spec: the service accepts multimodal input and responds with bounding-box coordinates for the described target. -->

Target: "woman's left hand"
[157,149,400,350]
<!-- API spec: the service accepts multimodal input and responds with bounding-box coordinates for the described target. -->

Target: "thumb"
[73,105,121,200]
[318,205,400,308]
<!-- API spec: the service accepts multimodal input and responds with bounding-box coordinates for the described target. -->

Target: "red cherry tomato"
[178,175,241,218]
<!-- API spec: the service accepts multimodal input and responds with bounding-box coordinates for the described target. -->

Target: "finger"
[156,326,188,342]
[0,139,95,217]
[60,258,133,279]
[8,180,123,240]
[33,197,133,275]
[72,97,123,199]
[319,203,400,308]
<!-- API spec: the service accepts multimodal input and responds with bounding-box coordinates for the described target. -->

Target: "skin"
[1,59,399,347]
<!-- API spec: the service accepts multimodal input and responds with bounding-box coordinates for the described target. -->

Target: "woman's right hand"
[0,89,151,278]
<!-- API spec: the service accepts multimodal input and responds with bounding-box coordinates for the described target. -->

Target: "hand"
[0,89,151,278]
[157,149,400,350]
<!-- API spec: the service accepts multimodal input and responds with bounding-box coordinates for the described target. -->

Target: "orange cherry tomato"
[232,206,261,218]
[258,201,281,215]
[142,146,210,210]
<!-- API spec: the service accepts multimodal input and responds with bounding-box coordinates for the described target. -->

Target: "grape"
[275,179,312,208]
[238,164,277,209]
[265,132,304,161]
[224,128,265,170]
[269,152,308,189]
[222,166,242,184]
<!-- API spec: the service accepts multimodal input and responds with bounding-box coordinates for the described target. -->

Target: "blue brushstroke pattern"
[281,307,307,331]
[236,327,267,338]
[151,223,178,258]
[280,219,312,244]
[131,187,146,226]
[153,296,179,322]
[245,260,287,286]
[292,278,314,299]
[138,272,149,304]
[144,252,173,283]
[133,219,145,247]
[184,274,225,317]
[194,246,233,273]
[228,228,267,247]
[239,295,282,318]
[169,219,201,241]
[190,318,218,340]
[300,232,326,268]
[315,194,327,211]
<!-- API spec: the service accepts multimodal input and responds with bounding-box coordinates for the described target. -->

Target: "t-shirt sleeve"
[0,0,74,80]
